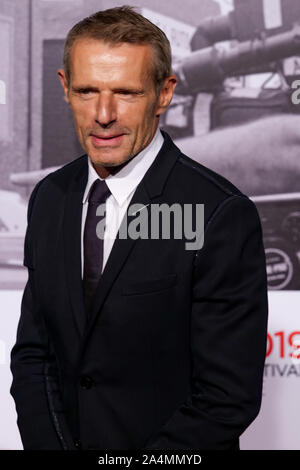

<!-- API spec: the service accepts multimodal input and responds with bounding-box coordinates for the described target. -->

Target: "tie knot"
[89,179,111,204]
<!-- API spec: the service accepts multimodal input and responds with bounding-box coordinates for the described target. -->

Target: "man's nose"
[95,93,117,128]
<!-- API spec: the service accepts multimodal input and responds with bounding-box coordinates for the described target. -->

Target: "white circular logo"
[265,247,293,290]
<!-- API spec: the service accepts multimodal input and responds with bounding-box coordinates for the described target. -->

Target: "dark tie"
[82,179,111,315]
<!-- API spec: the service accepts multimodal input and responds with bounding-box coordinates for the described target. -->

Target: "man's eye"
[75,89,95,96]
[118,90,134,95]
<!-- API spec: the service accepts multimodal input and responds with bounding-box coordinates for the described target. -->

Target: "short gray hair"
[63,5,172,95]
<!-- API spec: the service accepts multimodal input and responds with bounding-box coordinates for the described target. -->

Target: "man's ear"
[57,69,70,104]
[156,75,177,117]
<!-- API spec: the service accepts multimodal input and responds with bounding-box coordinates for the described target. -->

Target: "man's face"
[58,38,176,174]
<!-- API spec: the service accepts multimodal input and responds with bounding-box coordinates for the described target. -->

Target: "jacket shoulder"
[32,154,87,194]
[46,154,87,184]
[26,155,87,223]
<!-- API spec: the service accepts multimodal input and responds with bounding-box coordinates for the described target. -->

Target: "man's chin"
[92,159,121,168]
[89,153,134,174]
[91,155,128,167]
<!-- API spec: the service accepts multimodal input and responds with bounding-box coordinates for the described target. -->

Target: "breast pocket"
[122,273,177,296]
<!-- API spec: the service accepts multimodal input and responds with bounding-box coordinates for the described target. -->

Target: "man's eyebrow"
[112,87,145,94]
[71,85,145,94]
[71,85,98,93]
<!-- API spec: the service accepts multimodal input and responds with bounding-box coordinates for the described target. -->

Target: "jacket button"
[74,438,82,450]
[80,375,94,389]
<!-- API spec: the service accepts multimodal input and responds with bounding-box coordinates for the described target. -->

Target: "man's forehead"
[69,38,154,85]
[70,38,153,63]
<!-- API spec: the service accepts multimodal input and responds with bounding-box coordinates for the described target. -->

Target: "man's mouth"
[90,134,125,147]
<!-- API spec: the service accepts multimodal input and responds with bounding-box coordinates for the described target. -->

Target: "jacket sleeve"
[10,181,76,450]
[143,195,268,450]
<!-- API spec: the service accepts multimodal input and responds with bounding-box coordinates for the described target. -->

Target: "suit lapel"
[63,158,88,337]
[81,180,150,343]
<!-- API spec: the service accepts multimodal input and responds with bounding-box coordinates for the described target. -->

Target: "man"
[10,6,268,450]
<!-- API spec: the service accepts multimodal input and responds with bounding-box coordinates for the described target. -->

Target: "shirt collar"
[82,127,164,207]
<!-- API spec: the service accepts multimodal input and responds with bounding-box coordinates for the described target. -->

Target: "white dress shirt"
[81,127,164,279]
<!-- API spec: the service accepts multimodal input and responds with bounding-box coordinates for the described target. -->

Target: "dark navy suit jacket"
[10,131,268,450]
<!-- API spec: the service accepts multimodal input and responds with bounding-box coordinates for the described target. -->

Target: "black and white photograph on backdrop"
[0,0,299,451]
